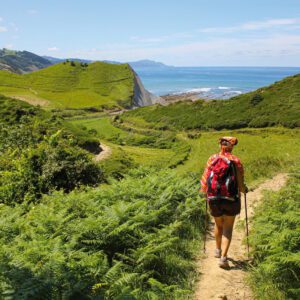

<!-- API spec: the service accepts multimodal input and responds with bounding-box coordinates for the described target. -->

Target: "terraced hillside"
[0,61,162,110]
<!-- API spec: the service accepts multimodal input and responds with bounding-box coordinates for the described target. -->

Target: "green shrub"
[0,139,103,205]
[187,132,201,139]
[99,147,136,180]
[0,96,103,205]
[250,94,264,106]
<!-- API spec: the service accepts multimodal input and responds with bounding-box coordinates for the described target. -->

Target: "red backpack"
[206,155,239,201]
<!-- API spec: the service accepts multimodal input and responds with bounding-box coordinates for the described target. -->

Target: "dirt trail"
[11,95,49,107]
[94,143,112,162]
[194,173,289,300]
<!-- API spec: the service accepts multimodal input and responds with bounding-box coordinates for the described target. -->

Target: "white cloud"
[57,17,300,66]
[67,34,300,66]
[48,47,59,51]
[27,9,38,15]
[0,26,7,32]
[130,31,194,44]
[199,18,300,33]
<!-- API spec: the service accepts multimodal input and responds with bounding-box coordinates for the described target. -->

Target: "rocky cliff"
[131,67,165,107]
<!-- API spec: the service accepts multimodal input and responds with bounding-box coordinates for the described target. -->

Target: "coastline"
[160,89,243,104]
[135,66,300,103]
[161,92,206,104]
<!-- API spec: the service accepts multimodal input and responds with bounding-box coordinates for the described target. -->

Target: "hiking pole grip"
[244,193,250,258]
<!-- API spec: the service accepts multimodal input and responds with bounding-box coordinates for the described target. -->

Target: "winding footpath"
[194,173,289,300]
[94,143,112,162]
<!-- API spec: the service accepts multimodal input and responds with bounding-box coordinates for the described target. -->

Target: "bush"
[0,139,103,205]
[250,94,264,106]
[0,97,103,205]
[187,132,201,139]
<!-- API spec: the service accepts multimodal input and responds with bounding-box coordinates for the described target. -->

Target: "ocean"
[134,66,300,99]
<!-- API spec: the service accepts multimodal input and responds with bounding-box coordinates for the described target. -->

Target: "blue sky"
[1,0,300,66]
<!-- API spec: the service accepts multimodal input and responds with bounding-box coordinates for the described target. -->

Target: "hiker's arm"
[200,155,215,193]
[235,159,248,193]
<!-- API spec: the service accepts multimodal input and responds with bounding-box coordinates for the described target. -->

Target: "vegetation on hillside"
[0,168,205,299]
[0,95,103,205]
[70,112,300,183]
[69,116,191,178]
[121,74,300,130]
[0,61,134,109]
[249,171,300,300]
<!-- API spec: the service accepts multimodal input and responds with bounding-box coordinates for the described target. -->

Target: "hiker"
[200,136,248,268]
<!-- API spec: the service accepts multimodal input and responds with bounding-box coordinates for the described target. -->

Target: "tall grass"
[249,170,300,299]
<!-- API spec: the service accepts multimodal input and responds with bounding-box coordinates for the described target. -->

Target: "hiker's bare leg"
[214,216,223,250]
[222,215,236,257]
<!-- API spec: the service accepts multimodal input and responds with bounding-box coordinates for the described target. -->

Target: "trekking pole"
[203,195,208,253]
[244,193,250,259]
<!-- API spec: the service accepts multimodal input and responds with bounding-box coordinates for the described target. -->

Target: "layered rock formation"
[131,67,165,107]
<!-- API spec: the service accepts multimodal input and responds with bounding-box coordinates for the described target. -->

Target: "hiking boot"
[218,256,229,268]
[214,248,222,258]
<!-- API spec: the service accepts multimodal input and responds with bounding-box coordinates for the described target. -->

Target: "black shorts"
[208,198,241,217]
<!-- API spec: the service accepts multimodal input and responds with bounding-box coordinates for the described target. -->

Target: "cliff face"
[131,67,165,107]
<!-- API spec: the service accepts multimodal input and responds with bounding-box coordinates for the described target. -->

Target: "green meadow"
[69,115,300,186]
[0,61,134,109]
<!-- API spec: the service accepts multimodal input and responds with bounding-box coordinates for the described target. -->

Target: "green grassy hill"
[0,48,52,74]
[0,60,135,109]
[122,73,300,130]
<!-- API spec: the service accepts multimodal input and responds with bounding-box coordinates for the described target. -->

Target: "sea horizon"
[134,66,300,99]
